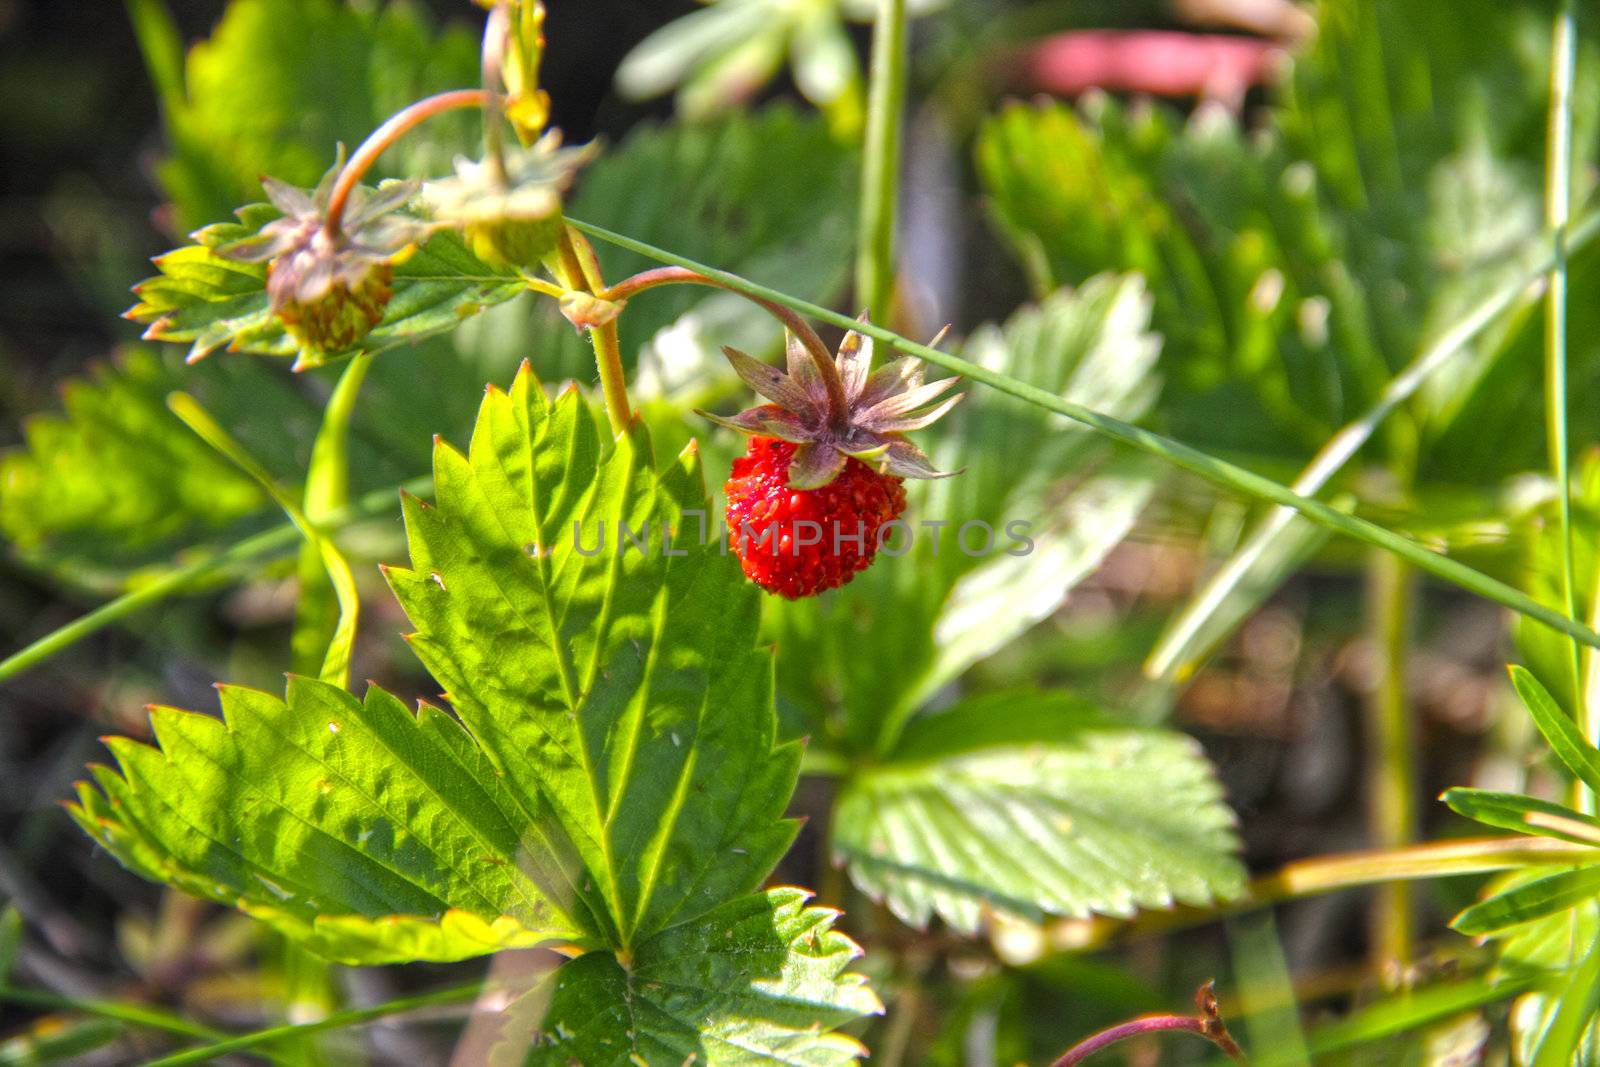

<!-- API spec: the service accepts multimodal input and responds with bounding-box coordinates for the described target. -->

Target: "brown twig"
[1050,981,1246,1066]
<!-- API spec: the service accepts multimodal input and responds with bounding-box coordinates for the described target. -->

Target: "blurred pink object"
[1018,30,1285,105]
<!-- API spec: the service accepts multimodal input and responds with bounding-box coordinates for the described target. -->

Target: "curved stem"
[857,0,908,325]
[592,320,631,434]
[323,89,489,237]
[481,2,511,186]
[567,214,1600,653]
[1051,984,1245,1067]
[601,266,849,423]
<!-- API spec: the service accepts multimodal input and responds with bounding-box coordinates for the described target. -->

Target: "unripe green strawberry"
[221,168,423,365]
[269,260,393,353]
[424,132,595,269]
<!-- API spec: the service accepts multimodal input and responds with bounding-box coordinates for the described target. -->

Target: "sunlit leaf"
[831,691,1245,934]
[506,889,881,1066]
[1443,787,1600,846]
[127,202,526,369]
[1453,866,1600,936]
[1509,665,1600,797]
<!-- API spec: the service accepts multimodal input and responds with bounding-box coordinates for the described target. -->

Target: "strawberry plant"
[2,0,1600,1063]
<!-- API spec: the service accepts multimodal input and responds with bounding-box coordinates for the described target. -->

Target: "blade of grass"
[1146,203,1600,684]
[856,0,908,325]
[1546,0,1585,814]
[1510,665,1600,796]
[0,475,430,685]
[0,986,234,1047]
[1531,938,1600,1067]
[141,981,482,1067]
[1307,975,1540,1057]
[167,393,359,690]
[567,216,1600,652]
[123,0,185,114]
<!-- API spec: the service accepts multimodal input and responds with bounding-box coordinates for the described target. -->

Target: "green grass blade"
[1531,938,1600,1067]
[856,0,907,324]
[568,216,1600,652]
[1452,865,1600,935]
[167,393,359,689]
[0,475,430,685]
[0,907,19,987]
[123,0,185,114]
[139,982,481,1067]
[1148,204,1600,683]
[1443,787,1600,846]
[1511,665,1600,795]
[1546,0,1582,759]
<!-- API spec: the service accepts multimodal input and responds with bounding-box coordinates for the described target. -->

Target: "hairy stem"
[324,88,489,237]
[1051,983,1245,1066]
[567,215,1600,652]
[1365,550,1417,969]
[856,0,908,326]
[556,227,632,433]
[601,265,848,420]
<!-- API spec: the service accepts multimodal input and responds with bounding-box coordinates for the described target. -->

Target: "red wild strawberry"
[702,320,961,598]
[726,437,909,598]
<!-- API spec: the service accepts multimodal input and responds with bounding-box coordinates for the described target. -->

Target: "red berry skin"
[724,437,908,599]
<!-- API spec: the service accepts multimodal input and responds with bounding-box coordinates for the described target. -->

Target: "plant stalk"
[1364,550,1418,970]
[139,981,482,1067]
[1064,836,1595,952]
[555,227,632,433]
[856,0,909,326]
[481,1,512,186]
[1051,982,1246,1066]
[602,265,848,418]
[324,89,489,237]
[567,215,1600,653]
[1545,0,1586,811]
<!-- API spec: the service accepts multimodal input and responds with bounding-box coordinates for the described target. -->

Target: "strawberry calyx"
[697,318,963,489]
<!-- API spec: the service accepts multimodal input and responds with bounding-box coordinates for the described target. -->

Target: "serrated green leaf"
[0,334,525,591]
[1453,866,1600,936]
[502,888,881,1066]
[1510,665,1600,796]
[1443,787,1600,846]
[0,348,266,587]
[71,364,828,985]
[157,0,480,231]
[128,206,526,369]
[384,365,802,950]
[831,691,1245,934]
[70,679,581,964]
